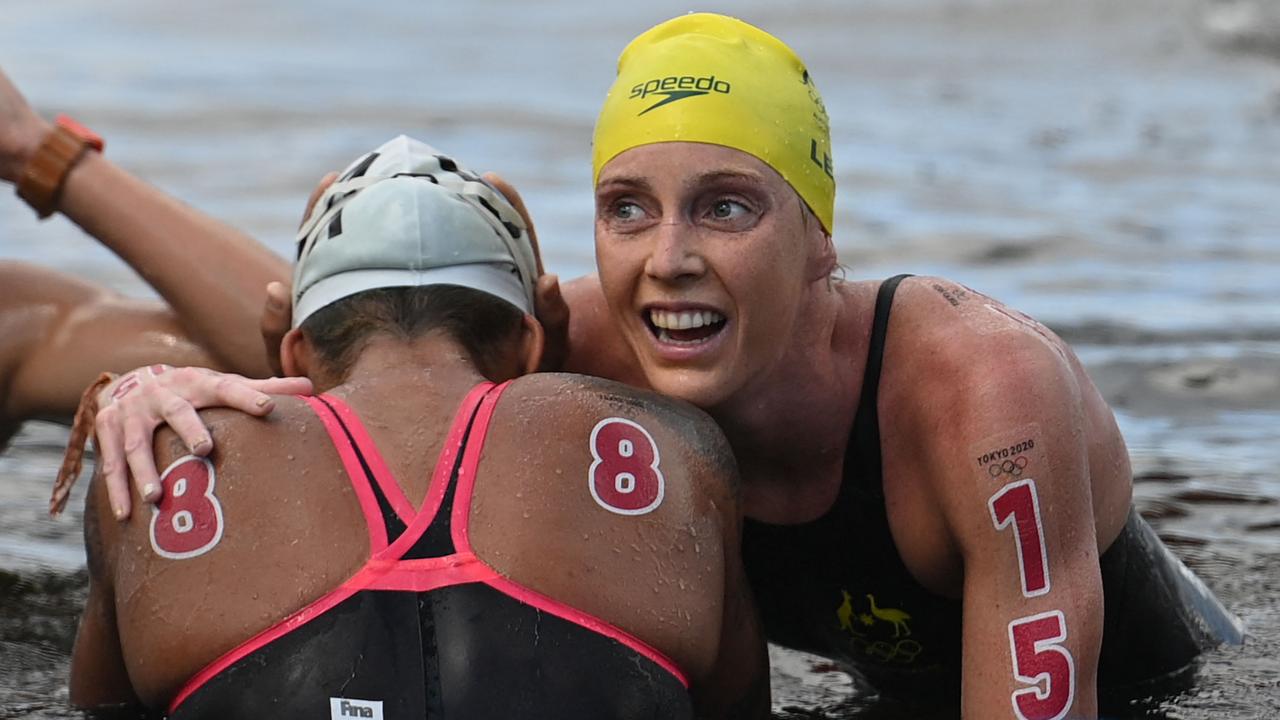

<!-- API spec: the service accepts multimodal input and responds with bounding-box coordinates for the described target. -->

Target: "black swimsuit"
[742,275,1243,709]
[168,382,692,719]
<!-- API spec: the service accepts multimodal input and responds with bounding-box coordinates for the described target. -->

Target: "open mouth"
[645,308,728,345]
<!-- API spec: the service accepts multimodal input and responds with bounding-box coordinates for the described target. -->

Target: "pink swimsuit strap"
[169,381,688,713]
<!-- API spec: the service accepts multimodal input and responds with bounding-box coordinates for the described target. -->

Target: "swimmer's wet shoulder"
[73,399,369,709]
[469,371,767,713]
[872,277,1118,715]
[880,276,1134,562]
[745,275,1242,713]
[73,381,766,718]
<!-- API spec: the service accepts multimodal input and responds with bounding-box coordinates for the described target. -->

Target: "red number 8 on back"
[589,418,665,516]
[150,456,224,559]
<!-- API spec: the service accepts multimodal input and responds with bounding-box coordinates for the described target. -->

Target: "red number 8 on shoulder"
[149,455,225,559]
[588,417,665,516]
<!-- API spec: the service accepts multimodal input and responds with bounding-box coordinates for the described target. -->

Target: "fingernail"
[190,436,211,454]
[142,483,158,499]
[114,506,126,520]
[255,395,272,408]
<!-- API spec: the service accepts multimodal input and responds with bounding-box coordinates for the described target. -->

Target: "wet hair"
[795,199,844,281]
[299,285,525,382]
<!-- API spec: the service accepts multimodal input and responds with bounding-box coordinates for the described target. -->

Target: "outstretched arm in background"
[0,261,222,446]
[0,67,288,377]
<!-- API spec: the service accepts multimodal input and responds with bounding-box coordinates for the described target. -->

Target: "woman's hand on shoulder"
[92,365,312,520]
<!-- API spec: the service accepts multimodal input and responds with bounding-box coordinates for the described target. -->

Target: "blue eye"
[613,201,644,221]
[710,199,747,220]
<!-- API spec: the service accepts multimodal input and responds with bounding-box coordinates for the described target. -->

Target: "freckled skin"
[576,142,1135,718]
[591,143,823,411]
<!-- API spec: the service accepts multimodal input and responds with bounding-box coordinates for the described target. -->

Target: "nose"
[644,220,706,284]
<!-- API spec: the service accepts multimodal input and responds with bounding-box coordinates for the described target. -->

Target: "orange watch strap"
[56,114,105,152]
[15,116,103,219]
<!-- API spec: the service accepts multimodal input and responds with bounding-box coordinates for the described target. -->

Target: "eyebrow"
[596,169,767,194]
[688,169,767,187]
[595,175,654,194]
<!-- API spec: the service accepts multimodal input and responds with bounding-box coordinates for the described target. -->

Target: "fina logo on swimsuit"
[330,697,383,720]
[629,74,731,115]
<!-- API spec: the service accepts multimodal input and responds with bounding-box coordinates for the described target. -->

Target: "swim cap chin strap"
[592,13,835,233]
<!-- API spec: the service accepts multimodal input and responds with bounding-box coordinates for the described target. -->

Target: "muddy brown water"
[2,0,1279,717]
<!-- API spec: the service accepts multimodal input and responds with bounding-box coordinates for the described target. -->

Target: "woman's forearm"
[58,151,289,377]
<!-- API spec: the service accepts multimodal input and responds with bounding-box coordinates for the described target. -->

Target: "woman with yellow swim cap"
[569,12,1240,718]
[32,11,1240,719]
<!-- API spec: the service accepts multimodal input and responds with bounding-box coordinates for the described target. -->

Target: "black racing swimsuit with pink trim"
[167,382,692,720]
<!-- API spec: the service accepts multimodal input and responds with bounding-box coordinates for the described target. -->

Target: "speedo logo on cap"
[629,75,731,115]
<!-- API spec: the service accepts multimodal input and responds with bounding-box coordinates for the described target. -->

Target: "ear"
[280,328,313,378]
[484,172,543,275]
[517,313,546,376]
[806,222,837,282]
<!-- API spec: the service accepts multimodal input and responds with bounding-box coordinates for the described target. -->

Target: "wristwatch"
[15,114,105,219]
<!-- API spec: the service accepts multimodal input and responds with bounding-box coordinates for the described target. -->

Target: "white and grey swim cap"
[291,135,536,327]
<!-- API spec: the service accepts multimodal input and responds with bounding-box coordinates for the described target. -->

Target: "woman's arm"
[0,262,222,428]
[1,67,288,377]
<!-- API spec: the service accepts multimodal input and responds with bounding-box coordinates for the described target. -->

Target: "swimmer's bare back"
[72,372,765,717]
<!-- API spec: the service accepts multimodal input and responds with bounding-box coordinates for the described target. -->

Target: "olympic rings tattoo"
[988,455,1030,478]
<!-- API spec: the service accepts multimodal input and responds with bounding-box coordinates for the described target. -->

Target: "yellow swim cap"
[593,13,834,232]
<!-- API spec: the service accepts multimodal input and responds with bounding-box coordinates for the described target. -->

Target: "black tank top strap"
[846,274,913,500]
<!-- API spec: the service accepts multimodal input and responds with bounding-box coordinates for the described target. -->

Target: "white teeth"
[648,309,725,331]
